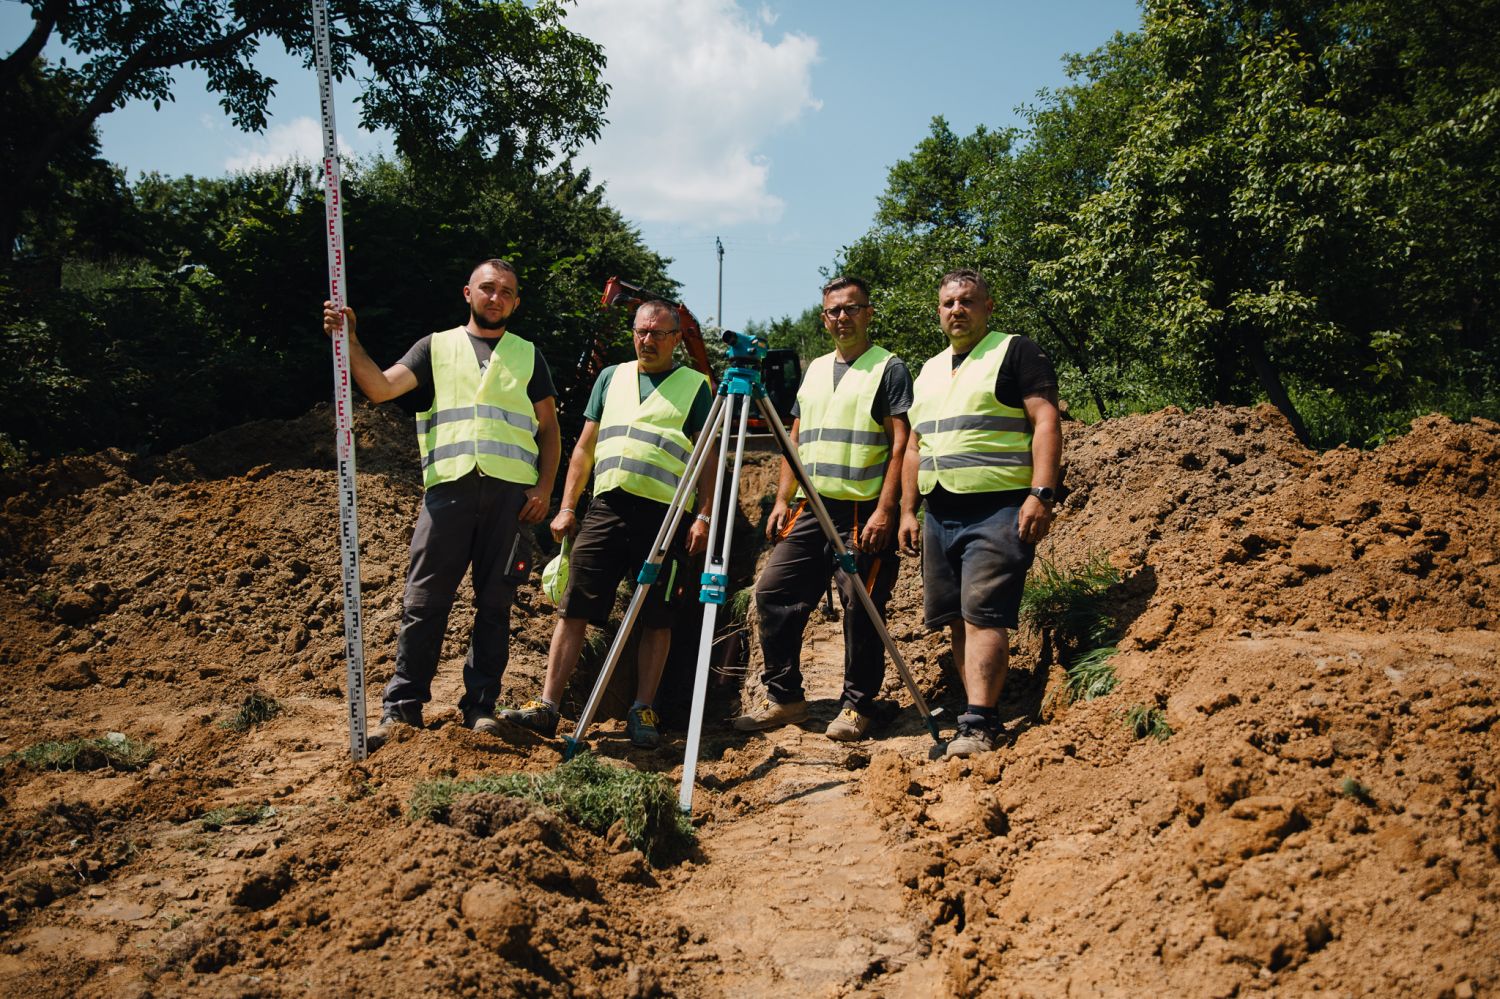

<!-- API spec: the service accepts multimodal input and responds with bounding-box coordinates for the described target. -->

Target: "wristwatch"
[1028,486,1056,505]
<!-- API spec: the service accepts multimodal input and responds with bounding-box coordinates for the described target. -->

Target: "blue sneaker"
[626,705,661,748]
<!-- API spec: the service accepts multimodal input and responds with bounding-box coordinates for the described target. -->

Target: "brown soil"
[0,401,1495,997]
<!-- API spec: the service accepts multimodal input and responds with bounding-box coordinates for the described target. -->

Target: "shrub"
[7,733,154,771]
[222,691,282,732]
[1062,646,1119,702]
[1021,550,1121,663]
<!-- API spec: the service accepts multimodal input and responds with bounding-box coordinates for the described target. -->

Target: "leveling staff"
[504,300,715,748]
[322,258,560,752]
[898,268,1061,758]
[734,275,913,741]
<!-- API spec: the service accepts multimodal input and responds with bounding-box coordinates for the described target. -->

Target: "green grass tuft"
[409,753,693,862]
[1124,703,1173,740]
[1064,646,1119,702]
[1340,777,1375,806]
[222,691,282,732]
[1021,550,1122,660]
[199,803,274,831]
[726,587,753,627]
[7,733,154,772]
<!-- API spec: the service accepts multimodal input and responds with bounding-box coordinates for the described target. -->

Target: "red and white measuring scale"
[310,0,367,760]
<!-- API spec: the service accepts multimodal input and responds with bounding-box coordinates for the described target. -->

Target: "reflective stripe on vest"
[909,330,1033,495]
[593,361,708,505]
[795,346,892,502]
[416,328,540,488]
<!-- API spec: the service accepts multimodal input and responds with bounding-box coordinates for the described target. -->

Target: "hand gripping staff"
[311,0,367,761]
[563,330,942,814]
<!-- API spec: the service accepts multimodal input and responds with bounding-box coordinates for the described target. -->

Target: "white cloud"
[224,117,354,173]
[566,0,820,226]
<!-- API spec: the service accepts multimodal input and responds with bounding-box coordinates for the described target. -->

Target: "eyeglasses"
[633,328,677,340]
[822,304,870,318]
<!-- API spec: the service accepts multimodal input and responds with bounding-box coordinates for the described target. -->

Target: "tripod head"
[720,329,768,363]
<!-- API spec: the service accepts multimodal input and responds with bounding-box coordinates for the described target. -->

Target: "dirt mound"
[0,401,1495,997]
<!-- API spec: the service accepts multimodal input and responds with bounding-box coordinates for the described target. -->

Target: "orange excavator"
[580,277,801,433]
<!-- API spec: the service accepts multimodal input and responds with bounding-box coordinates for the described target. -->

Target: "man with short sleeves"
[322,258,560,751]
[503,300,715,747]
[898,268,1061,757]
[734,276,912,741]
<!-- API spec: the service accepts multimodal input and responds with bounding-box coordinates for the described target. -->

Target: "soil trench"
[667,624,944,997]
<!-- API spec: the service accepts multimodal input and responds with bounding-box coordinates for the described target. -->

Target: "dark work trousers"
[383,472,528,721]
[754,497,899,716]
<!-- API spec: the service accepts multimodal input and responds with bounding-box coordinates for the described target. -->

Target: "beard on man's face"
[470,305,510,331]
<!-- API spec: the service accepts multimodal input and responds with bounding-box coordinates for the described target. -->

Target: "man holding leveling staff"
[505,300,716,747]
[322,258,560,752]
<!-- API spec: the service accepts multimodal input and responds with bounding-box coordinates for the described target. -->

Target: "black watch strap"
[1028,486,1056,504]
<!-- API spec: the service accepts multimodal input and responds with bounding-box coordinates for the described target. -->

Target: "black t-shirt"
[789,351,914,425]
[926,334,1057,517]
[397,329,557,410]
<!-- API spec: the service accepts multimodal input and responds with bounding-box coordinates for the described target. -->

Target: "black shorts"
[922,498,1035,630]
[560,489,688,629]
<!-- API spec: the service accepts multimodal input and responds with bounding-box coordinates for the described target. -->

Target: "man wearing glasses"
[899,268,1061,758]
[734,276,913,741]
[322,258,560,752]
[504,300,714,747]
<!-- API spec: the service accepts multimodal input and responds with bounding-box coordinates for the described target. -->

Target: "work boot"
[944,714,998,758]
[732,698,809,732]
[626,705,661,749]
[500,699,559,737]
[825,707,871,742]
[463,708,503,737]
[367,709,421,753]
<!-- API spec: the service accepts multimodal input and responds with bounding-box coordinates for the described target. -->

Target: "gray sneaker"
[944,716,997,758]
[463,708,503,737]
[367,710,419,753]
[732,698,809,732]
[825,707,871,742]
[626,705,661,748]
[499,699,559,737]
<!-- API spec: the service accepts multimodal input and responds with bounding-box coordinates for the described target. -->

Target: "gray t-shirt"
[790,351,913,424]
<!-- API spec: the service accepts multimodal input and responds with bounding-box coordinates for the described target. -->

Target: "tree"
[1,0,608,260]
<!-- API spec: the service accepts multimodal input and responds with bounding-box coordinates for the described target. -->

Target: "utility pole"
[715,236,724,330]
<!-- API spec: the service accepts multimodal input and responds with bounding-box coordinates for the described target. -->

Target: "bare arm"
[1017,389,1062,544]
[549,419,599,540]
[765,418,800,541]
[686,436,720,557]
[322,303,417,402]
[898,429,923,556]
[522,396,561,525]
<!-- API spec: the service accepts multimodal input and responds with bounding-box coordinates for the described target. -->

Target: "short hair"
[821,275,871,300]
[633,299,680,330]
[939,268,989,297]
[470,258,518,283]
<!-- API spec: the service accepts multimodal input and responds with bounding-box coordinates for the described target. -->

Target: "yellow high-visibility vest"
[909,330,1032,495]
[795,346,893,502]
[416,328,540,488]
[594,362,709,505]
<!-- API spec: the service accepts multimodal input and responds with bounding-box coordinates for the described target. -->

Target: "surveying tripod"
[563,330,943,813]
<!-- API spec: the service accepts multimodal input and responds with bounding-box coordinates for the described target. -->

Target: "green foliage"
[1020,550,1122,662]
[409,753,693,862]
[7,733,154,772]
[199,804,274,831]
[745,305,827,363]
[1124,703,1173,741]
[1064,646,1120,702]
[222,691,283,733]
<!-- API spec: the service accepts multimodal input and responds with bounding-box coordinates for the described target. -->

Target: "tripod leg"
[562,392,729,759]
[679,390,753,812]
[754,394,943,743]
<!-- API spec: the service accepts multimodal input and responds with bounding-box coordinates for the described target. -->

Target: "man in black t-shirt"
[898,268,1062,758]
[322,258,560,751]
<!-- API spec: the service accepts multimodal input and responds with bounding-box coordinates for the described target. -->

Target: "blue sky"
[3,0,1142,329]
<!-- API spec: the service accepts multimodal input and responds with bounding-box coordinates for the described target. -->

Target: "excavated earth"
[0,400,1496,997]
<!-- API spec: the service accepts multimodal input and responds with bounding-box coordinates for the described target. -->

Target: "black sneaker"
[944,714,998,758]
[499,699,559,737]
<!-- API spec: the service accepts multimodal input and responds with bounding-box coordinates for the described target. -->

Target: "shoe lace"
[521,699,553,715]
[634,706,659,728]
[839,708,862,724]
